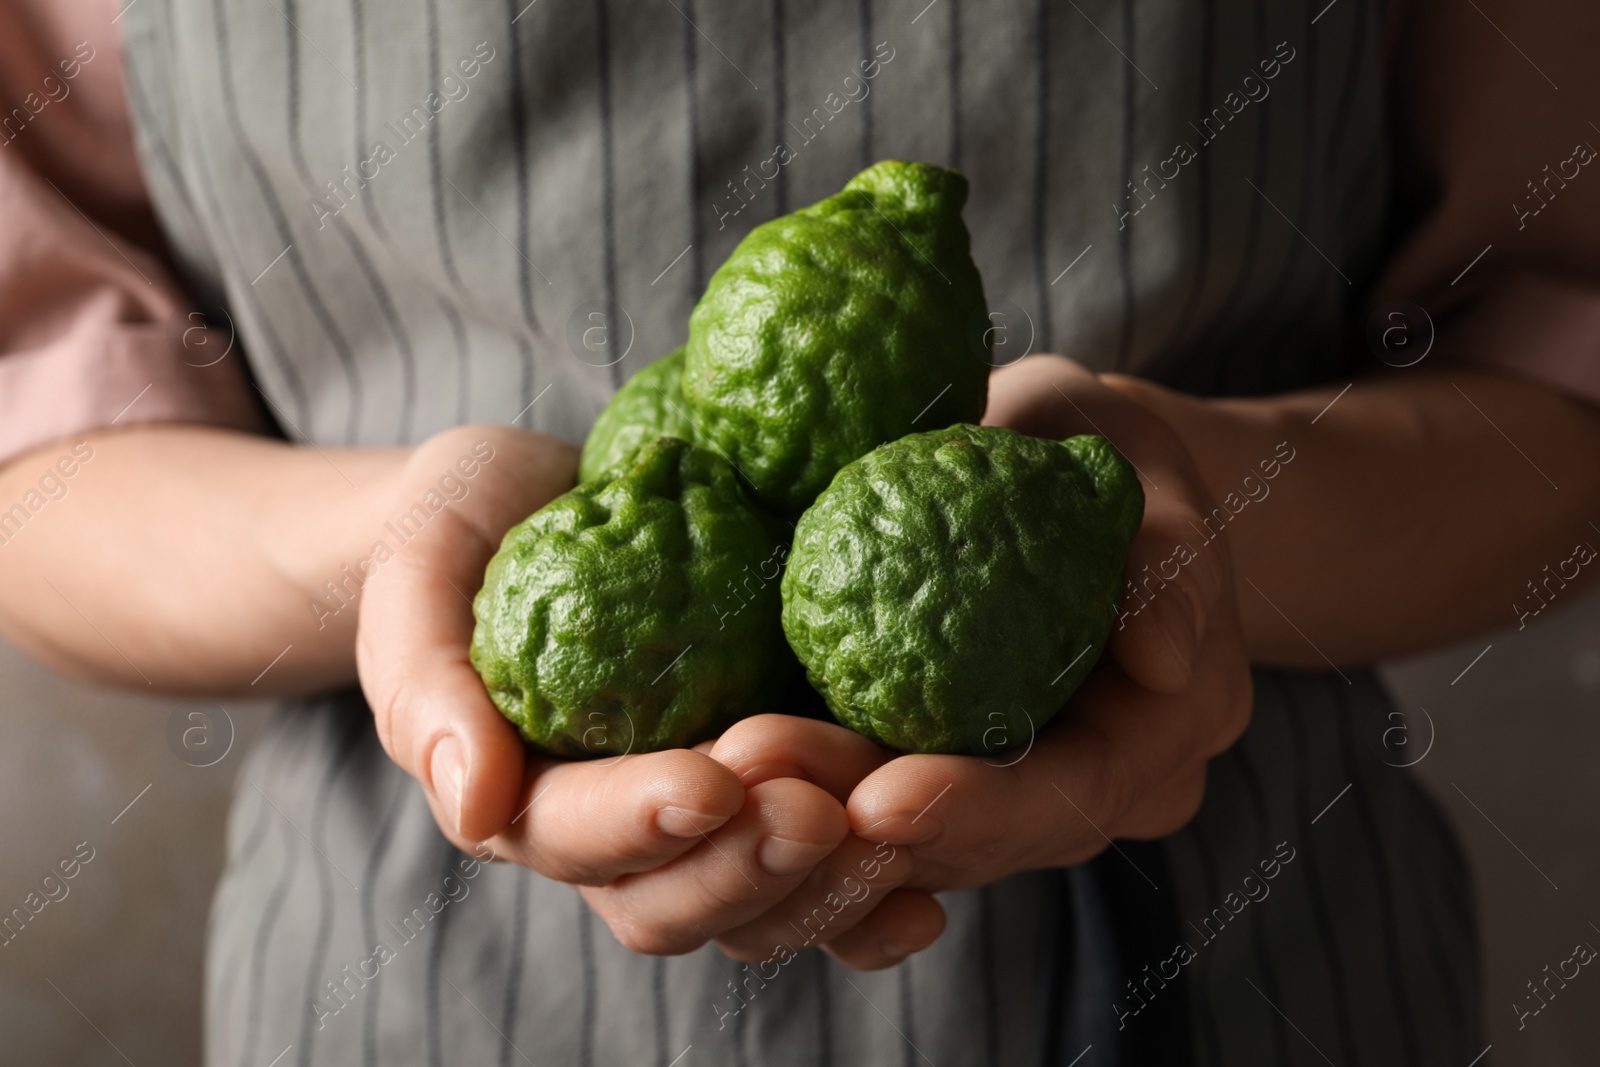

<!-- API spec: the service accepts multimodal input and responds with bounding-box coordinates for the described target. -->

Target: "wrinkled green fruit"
[684,160,991,516]
[471,436,795,757]
[781,425,1143,755]
[579,348,699,483]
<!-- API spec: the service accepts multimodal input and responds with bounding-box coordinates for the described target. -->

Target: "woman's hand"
[355,424,853,956]
[358,352,1252,967]
[699,356,1254,969]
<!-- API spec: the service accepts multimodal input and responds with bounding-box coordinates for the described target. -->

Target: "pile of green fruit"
[471,161,1143,758]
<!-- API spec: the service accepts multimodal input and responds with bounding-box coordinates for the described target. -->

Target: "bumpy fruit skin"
[781,425,1143,755]
[579,348,698,483]
[471,436,795,757]
[683,160,990,516]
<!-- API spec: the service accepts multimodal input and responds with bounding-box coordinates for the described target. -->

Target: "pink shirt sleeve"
[1374,0,1600,405]
[0,0,267,468]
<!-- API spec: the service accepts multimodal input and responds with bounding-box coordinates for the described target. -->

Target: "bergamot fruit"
[683,160,990,516]
[780,425,1143,755]
[579,347,699,483]
[471,436,795,757]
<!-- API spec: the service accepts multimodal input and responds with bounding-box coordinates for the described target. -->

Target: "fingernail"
[758,836,835,877]
[657,806,725,839]
[430,735,466,836]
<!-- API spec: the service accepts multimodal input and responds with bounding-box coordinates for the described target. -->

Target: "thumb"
[1107,489,1228,694]
[356,426,577,841]
[357,533,527,841]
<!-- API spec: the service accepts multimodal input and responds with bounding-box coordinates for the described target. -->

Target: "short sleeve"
[0,0,267,467]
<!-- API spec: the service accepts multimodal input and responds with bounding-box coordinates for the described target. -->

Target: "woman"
[3,0,1598,1062]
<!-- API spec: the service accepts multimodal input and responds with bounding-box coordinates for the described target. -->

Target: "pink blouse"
[0,0,266,463]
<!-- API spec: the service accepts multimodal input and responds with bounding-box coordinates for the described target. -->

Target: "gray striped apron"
[120,0,1480,1063]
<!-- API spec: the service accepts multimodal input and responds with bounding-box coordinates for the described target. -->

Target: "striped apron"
[119,0,1480,1062]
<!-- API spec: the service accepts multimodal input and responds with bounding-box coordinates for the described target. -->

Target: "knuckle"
[833,947,897,972]
[693,863,762,915]
[1122,767,1208,840]
[552,861,614,888]
[604,915,654,955]
[1160,771,1209,835]
[630,749,736,816]
[605,904,706,957]
[527,832,627,888]
[1210,666,1254,755]
[716,713,783,748]
[611,922,669,956]
[713,933,778,964]
[1078,723,1139,831]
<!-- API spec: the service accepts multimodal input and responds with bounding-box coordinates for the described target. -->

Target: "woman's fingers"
[583,777,850,955]
[708,714,892,803]
[821,889,947,971]
[846,606,1250,881]
[713,833,914,961]
[841,737,1119,890]
[485,748,747,884]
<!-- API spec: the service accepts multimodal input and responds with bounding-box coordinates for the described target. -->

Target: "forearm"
[1109,367,1600,665]
[0,425,406,695]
